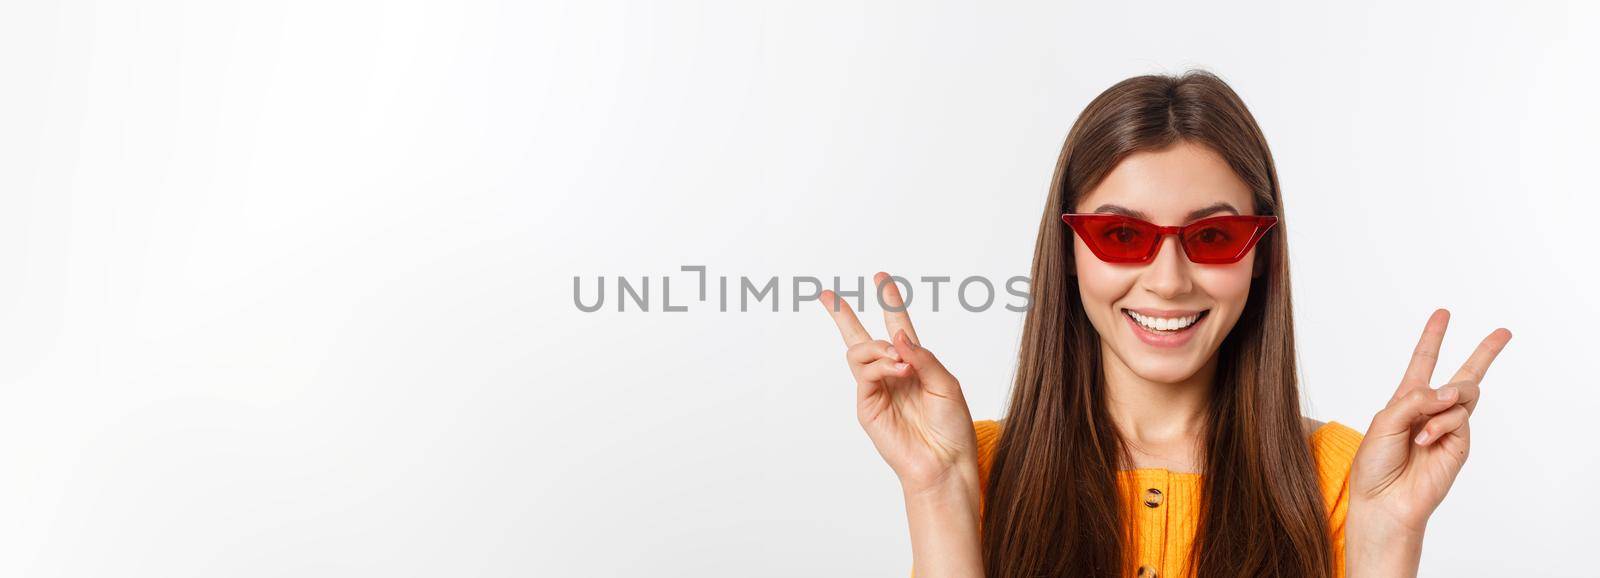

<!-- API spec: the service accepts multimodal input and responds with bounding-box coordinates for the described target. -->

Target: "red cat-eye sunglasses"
[1061,213,1278,265]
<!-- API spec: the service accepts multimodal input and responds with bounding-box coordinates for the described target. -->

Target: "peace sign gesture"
[819,272,980,497]
[1349,308,1514,534]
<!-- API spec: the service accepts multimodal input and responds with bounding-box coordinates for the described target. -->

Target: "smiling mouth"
[1121,308,1210,332]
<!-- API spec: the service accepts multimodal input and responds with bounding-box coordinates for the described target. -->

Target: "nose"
[1140,234,1194,299]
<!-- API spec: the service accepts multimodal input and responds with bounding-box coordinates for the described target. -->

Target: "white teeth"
[1125,310,1202,332]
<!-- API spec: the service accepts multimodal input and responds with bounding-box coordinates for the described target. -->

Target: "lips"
[1121,307,1209,348]
[1123,308,1208,331]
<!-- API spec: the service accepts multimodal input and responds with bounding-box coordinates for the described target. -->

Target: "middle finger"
[875,271,920,346]
[1394,308,1450,402]
[1447,327,1513,413]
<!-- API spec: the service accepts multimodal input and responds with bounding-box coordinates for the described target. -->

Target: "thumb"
[1371,383,1462,437]
[894,329,961,398]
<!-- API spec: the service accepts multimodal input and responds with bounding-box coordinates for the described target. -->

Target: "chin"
[1125,358,1206,384]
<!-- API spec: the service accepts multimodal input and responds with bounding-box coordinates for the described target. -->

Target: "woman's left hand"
[1349,308,1513,535]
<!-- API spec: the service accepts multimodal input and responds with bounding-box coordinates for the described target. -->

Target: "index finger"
[875,272,920,346]
[1394,308,1450,402]
[1448,327,1513,413]
[819,290,872,346]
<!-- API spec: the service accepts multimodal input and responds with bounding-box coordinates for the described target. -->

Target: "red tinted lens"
[1179,216,1271,264]
[1064,215,1160,262]
[1063,214,1274,264]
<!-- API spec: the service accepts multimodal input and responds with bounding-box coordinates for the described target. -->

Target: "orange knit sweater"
[914,419,1365,578]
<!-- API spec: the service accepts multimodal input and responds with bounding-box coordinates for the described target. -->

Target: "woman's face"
[1072,141,1262,385]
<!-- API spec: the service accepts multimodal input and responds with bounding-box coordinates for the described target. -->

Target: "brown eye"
[1105,226,1142,245]
[1193,226,1231,245]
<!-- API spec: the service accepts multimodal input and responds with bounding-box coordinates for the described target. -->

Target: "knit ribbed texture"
[912,419,1364,578]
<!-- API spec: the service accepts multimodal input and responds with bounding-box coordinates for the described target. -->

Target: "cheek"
[1194,262,1255,307]
[1073,243,1133,306]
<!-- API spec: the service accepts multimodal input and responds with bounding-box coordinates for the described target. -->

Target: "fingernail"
[893,362,909,372]
[1437,386,1457,401]
[1414,430,1431,445]
[885,345,899,360]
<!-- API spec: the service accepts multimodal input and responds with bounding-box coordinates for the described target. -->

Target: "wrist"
[902,462,982,510]
[901,462,985,578]
[1347,499,1428,541]
[1346,502,1426,578]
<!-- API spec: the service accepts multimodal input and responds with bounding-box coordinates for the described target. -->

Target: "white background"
[2,1,1596,576]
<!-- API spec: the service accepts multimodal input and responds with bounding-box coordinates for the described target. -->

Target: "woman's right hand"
[819,272,980,497]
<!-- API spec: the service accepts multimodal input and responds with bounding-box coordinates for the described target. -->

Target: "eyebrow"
[1090,201,1241,223]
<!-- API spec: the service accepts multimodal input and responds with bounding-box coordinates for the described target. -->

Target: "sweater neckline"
[1112,420,1346,478]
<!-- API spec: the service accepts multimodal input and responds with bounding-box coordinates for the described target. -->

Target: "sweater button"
[1143,488,1163,508]
[1137,565,1157,578]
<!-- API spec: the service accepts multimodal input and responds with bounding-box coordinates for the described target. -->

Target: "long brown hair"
[981,70,1331,577]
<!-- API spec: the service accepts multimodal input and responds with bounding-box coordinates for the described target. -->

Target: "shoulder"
[974,418,1003,448]
[1306,419,1364,513]
[1308,419,1364,468]
[973,419,1003,495]
[1303,416,1363,469]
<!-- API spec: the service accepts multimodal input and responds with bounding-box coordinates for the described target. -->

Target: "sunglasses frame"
[1060,213,1278,265]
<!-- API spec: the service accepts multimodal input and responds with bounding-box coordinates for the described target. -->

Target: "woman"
[817,70,1512,578]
